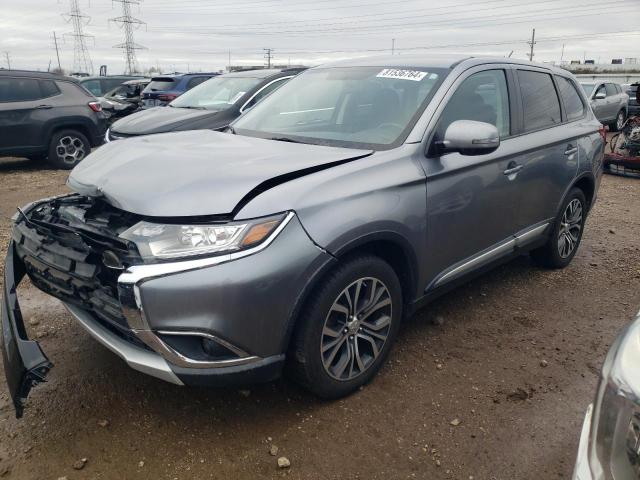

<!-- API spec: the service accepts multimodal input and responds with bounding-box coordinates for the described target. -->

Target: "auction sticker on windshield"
[376,69,428,81]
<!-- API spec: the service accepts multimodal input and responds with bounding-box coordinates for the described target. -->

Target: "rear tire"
[287,255,403,398]
[610,109,626,132]
[531,188,587,269]
[47,129,90,169]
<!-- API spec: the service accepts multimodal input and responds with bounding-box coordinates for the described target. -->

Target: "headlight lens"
[120,213,286,260]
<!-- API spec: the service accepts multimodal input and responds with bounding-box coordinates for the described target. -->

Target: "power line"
[151,0,633,36]
[63,0,93,74]
[109,0,147,75]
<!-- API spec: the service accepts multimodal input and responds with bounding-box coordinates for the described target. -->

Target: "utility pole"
[560,43,565,64]
[228,49,231,72]
[52,31,62,70]
[263,48,273,69]
[391,38,395,55]
[3,51,10,69]
[110,0,147,75]
[527,28,536,62]
[63,0,94,75]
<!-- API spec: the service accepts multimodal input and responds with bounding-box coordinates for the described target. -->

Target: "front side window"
[594,84,606,98]
[556,76,585,121]
[517,70,561,132]
[435,69,510,141]
[171,76,261,110]
[0,78,43,102]
[233,66,446,149]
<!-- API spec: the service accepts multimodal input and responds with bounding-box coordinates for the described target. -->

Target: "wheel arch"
[281,231,419,353]
[45,119,95,148]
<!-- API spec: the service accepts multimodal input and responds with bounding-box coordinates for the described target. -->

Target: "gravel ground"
[0,153,639,480]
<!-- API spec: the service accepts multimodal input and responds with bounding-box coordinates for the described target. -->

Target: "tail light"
[599,124,607,143]
[158,94,178,102]
[88,101,102,112]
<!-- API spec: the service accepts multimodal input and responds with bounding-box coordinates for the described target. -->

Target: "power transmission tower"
[110,0,147,75]
[527,28,536,62]
[63,0,94,75]
[3,51,10,69]
[52,32,62,71]
[263,48,274,69]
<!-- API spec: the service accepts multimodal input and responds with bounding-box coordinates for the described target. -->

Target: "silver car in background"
[2,56,605,418]
[573,311,640,479]
[581,81,629,131]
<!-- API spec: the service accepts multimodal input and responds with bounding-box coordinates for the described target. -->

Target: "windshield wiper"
[270,136,307,144]
[179,106,206,110]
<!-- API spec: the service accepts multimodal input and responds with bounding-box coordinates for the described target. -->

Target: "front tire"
[288,255,403,398]
[47,129,90,169]
[531,188,587,269]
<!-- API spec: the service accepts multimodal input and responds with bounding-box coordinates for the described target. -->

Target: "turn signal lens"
[241,220,280,247]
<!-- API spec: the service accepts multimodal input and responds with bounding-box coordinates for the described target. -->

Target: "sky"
[1,0,639,75]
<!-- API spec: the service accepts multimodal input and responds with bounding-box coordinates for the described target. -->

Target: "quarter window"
[39,80,60,98]
[517,70,561,131]
[556,76,584,121]
[436,69,510,140]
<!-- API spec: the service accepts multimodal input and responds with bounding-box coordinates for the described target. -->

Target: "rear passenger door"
[511,69,580,233]
[0,77,59,151]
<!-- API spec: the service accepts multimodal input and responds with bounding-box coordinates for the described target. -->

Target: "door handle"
[35,104,53,109]
[564,144,578,156]
[503,164,524,176]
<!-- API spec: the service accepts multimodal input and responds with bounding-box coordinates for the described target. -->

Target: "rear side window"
[517,70,561,131]
[81,79,102,96]
[39,80,60,98]
[605,83,617,96]
[556,76,585,121]
[186,76,209,90]
[0,78,43,102]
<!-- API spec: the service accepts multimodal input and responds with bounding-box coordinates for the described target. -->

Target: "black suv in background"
[0,70,107,169]
[107,68,303,141]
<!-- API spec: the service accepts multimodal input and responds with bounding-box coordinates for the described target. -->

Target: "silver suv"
[2,56,605,417]
[581,81,629,131]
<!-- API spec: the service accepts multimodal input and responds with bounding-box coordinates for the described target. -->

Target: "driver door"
[420,67,522,289]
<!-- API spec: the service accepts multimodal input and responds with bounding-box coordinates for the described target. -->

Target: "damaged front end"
[1,194,144,417]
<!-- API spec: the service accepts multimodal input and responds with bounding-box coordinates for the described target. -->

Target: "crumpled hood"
[111,106,220,135]
[68,130,373,217]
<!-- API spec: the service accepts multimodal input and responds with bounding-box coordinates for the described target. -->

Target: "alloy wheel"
[320,277,392,381]
[56,135,86,165]
[557,198,583,258]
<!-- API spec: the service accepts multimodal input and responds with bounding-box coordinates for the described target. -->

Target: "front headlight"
[120,213,287,260]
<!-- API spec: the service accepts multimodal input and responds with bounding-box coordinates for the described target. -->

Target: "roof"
[315,55,572,75]
[0,69,67,79]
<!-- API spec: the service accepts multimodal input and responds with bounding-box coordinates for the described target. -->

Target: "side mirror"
[594,91,606,100]
[437,120,500,155]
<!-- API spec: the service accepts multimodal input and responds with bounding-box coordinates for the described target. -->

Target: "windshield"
[233,66,446,149]
[580,83,595,95]
[171,76,261,110]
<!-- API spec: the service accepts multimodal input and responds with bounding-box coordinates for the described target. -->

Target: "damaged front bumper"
[1,195,331,417]
[1,242,52,418]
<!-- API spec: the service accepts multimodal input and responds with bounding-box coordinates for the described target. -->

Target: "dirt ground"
[0,153,639,480]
